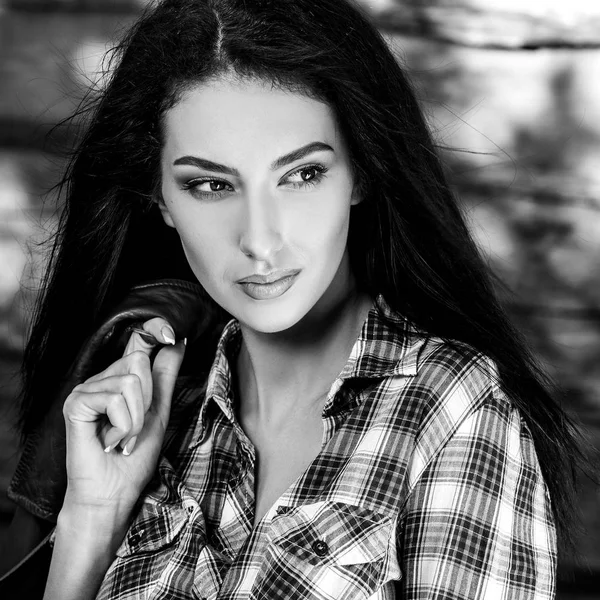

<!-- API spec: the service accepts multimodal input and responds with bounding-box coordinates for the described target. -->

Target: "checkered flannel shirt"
[96,295,556,600]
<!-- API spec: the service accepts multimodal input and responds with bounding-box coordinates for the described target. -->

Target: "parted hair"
[19,0,583,552]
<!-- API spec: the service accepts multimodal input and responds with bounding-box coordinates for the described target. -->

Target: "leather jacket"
[0,279,224,598]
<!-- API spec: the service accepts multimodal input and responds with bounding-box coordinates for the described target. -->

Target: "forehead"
[161,78,342,158]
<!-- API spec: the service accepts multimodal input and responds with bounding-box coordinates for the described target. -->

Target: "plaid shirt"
[96,295,556,600]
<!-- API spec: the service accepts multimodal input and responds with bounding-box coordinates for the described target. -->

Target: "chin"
[234,297,310,334]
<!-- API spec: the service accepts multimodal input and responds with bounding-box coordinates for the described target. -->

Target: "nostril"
[239,229,283,261]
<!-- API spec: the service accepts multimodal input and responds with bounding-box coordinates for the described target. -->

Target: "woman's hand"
[61,317,186,513]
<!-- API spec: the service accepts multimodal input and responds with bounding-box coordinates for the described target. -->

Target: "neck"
[236,284,373,424]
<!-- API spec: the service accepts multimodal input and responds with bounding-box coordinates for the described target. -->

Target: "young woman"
[8,0,583,598]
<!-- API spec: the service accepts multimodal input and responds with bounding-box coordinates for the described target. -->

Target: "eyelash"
[180,164,329,199]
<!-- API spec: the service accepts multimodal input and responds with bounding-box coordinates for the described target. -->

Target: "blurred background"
[0,0,599,596]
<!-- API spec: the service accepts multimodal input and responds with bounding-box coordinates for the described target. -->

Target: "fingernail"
[104,441,119,453]
[104,429,124,452]
[183,337,187,346]
[161,326,176,345]
[122,436,137,456]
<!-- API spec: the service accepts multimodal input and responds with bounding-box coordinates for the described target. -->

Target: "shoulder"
[414,337,504,412]
[375,335,514,469]
[379,332,508,419]
[358,300,514,462]
[368,296,506,423]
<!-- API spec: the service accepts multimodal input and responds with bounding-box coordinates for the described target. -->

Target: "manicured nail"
[104,429,124,452]
[104,441,119,453]
[122,436,137,456]
[161,326,176,345]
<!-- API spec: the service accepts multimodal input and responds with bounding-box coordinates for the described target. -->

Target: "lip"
[237,269,301,285]
[237,269,301,300]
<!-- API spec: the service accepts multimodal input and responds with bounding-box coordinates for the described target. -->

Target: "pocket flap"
[269,501,391,567]
[116,501,189,558]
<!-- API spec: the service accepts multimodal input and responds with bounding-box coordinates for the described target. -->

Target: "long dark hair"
[19,0,583,551]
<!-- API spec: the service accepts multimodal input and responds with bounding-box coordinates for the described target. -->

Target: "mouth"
[236,269,301,300]
[237,269,301,285]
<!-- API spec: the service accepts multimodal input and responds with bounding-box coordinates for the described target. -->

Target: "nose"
[238,193,283,261]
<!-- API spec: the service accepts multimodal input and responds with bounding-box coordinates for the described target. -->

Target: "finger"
[85,351,153,413]
[149,339,186,427]
[71,374,145,447]
[64,390,133,451]
[122,435,137,456]
[123,318,177,356]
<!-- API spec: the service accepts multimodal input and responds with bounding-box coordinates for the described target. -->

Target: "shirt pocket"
[255,501,394,600]
[97,500,196,600]
[115,500,190,558]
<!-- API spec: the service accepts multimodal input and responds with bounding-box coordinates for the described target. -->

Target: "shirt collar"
[338,294,426,381]
[190,294,427,447]
[196,318,242,437]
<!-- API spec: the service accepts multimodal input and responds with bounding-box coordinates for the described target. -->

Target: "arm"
[398,399,556,600]
[44,503,132,600]
[42,320,185,600]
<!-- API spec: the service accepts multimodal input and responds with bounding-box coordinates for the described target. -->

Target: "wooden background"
[0,1,598,595]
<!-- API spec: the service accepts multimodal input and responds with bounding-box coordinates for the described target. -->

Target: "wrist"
[62,485,139,514]
[46,500,135,600]
[58,496,136,541]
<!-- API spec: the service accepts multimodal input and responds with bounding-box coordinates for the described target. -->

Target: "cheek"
[168,211,227,281]
[288,194,352,253]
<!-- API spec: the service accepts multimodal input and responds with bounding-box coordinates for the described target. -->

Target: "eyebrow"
[172,141,334,175]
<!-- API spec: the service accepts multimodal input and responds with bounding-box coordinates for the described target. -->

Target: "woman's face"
[159,77,361,333]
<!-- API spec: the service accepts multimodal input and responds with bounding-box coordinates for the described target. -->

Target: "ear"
[154,192,176,229]
[350,183,363,206]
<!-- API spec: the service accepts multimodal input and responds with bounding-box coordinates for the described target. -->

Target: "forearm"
[43,502,133,600]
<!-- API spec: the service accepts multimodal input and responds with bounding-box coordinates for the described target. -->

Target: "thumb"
[149,338,186,424]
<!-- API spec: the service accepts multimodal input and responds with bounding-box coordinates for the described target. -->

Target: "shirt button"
[312,539,329,557]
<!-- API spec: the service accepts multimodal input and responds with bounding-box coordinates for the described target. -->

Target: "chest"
[242,406,325,525]
[100,392,412,600]
[181,384,414,534]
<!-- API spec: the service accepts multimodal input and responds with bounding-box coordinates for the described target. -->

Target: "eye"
[181,178,234,199]
[284,164,329,189]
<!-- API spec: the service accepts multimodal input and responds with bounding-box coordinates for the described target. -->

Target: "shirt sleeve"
[397,397,557,600]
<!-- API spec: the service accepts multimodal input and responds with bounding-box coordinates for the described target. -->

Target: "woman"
[9,0,582,598]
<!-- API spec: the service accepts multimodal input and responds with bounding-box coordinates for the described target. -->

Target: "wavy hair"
[18,0,583,552]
